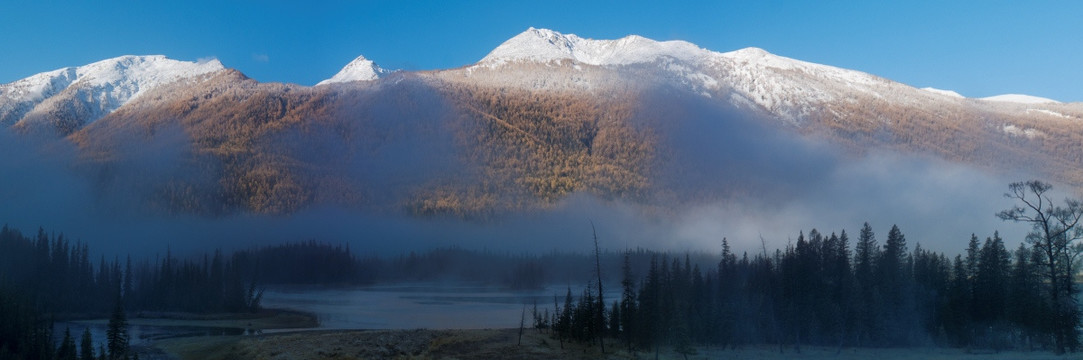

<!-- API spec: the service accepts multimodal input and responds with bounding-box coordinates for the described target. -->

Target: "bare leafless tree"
[997,180,1083,353]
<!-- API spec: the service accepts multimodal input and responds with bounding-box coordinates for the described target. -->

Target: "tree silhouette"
[57,327,78,360]
[997,180,1083,353]
[106,297,129,360]
[81,327,95,360]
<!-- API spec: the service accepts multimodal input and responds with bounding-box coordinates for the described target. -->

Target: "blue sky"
[2,1,1080,101]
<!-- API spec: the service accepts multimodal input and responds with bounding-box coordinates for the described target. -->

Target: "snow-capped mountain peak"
[478,27,708,67]
[469,28,903,122]
[722,46,770,59]
[1,55,224,128]
[73,55,224,89]
[317,55,389,85]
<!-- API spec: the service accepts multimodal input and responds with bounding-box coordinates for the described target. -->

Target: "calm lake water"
[52,321,244,348]
[54,283,615,349]
[261,283,619,330]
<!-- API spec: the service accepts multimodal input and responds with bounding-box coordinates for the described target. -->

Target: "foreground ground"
[153,327,1071,360]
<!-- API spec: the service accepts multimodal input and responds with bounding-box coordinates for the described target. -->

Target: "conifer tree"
[123,256,133,309]
[976,232,1010,325]
[590,223,606,353]
[879,225,911,344]
[106,297,128,360]
[853,222,878,344]
[965,233,981,324]
[80,327,95,360]
[637,255,661,352]
[58,327,78,360]
[620,252,637,352]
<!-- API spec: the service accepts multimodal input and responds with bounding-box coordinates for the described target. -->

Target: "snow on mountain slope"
[470,28,909,121]
[0,68,78,125]
[981,94,1060,104]
[4,28,1075,142]
[0,55,224,128]
[921,87,964,98]
[317,55,389,85]
[473,28,1083,126]
[479,27,710,67]
[470,28,722,94]
[709,46,902,121]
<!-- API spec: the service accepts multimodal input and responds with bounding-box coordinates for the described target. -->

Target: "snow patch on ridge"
[982,94,1060,104]
[1026,108,1071,119]
[921,87,964,98]
[1002,124,1044,139]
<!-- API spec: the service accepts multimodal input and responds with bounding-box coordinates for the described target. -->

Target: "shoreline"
[58,308,1068,359]
[60,308,318,332]
[150,327,1070,360]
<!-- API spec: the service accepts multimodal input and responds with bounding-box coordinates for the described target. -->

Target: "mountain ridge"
[3,29,1073,108]
[0,55,224,134]
[2,28,1081,217]
[477,27,709,67]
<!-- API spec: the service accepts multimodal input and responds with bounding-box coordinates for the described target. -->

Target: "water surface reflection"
[261,283,618,330]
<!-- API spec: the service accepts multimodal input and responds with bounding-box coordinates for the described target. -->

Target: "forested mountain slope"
[2,28,1080,217]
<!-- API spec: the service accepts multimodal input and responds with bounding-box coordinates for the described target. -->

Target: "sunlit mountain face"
[1,28,1079,255]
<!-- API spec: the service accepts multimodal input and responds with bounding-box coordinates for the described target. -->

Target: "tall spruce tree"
[81,327,95,360]
[975,232,1010,326]
[590,223,606,353]
[620,252,637,352]
[853,222,879,344]
[106,297,129,360]
[58,327,78,360]
[879,225,911,345]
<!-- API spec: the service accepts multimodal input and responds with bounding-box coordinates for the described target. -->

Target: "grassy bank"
[156,328,596,360]
[153,328,1069,360]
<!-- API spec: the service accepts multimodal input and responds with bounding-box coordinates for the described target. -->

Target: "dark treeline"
[0,227,356,359]
[545,223,1080,356]
[0,222,680,359]
[0,221,725,359]
[0,279,54,360]
[0,225,264,317]
[544,181,1083,356]
[376,246,718,290]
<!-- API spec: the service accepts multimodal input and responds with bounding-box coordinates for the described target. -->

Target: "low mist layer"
[0,118,1034,259]
[3,70,1075,258]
